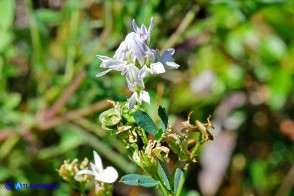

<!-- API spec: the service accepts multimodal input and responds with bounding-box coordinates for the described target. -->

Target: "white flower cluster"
[96,18,180,108]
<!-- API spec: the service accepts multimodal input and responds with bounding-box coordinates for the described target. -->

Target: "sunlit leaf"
[120,174,160,187]
[174,168,184,196]
[157,161,171,190]
[134,110,158,135]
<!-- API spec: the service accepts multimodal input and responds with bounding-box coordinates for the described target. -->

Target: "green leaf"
[158,106,168,131]
[157,161,171,190]
[120,174,140,186]
[133,110,158,135]
[99,108,121,126]
[0,0,15,29]
[155,129,164,141]
[138,175,160,187]
[120,174,160,188]
[174,168,185,196]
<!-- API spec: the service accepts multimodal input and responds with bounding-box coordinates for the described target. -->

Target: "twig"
[44,70,86,119]
[38,100,110,130]
[74,118,106,138]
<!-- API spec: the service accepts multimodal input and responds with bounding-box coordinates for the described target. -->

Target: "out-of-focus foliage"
[0,0,293,195]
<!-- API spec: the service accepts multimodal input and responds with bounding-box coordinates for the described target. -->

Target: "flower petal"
[140,33,149,42]
[138,66,151,79]
[150,62,165,74]
[148,17,154,33]
[159,48,175,63]
[114,41,128,60]
[140,90,150,104]
[132,19,140,33]
[165,62,180,69]
[102,60,127,70]
[76,169,95,176]
[126,77,135,91]
[131,39,147,65]
[96,55,112,61]
[128,92,137,109]
[93,151,103,172]
[90,162,100,176]
[127,64,139,84]
[95,166,118,183]
[96,69,113,77]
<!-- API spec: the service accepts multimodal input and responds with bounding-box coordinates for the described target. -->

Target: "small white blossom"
[159,48,180,70]
[128,89,150,109]
[95,55,127,77]
[132,17,154,42]
[115,32,148,65]
[138,48,180,79]
[76,151,118,183]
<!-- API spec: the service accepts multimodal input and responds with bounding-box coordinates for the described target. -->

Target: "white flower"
[125,64,144,90]
[76,151,118,183]
[132,17,154,42]
[159,48,180,69]
[125,65,149,109]
[96,32,149,78]
[114,32,148,66]
[128,89,150,109]
[138,48,180,79]
[95,55,127,77]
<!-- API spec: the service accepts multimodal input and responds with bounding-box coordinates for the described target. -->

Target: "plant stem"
[190,141,201,160]
[159,181,171,196]
[175,169,187,196]
[138,127,149,145]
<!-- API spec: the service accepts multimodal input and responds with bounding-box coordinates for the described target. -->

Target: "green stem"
[190,141,200,160]
[105,183,113,196]
[175,169,187,196]
[159,181,171,196]
[138,127,149,145]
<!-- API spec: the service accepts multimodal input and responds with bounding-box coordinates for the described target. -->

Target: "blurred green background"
[0,0,294,195]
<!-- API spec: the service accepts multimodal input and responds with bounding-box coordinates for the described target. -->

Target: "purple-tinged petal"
[159,48,175,63]
[131,39,147,65]
[132,19,140,33]
[128,92,137,109]
[148,17,154,33]
[140,33,149,41]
